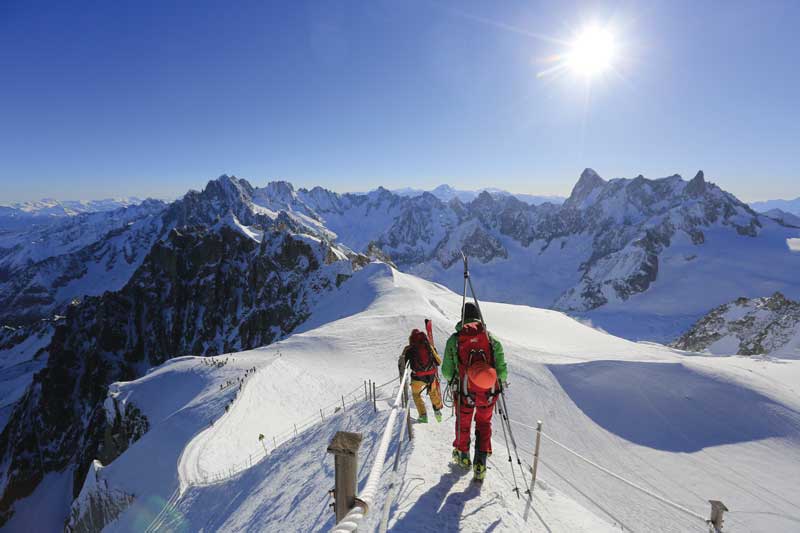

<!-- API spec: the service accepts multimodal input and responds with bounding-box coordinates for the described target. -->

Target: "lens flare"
[566,25,617,77]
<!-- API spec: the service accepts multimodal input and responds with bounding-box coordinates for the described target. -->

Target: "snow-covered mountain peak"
[262,180,296,201]
[207,174,255,201]
[564,167,606,208]
[430,184,458,200]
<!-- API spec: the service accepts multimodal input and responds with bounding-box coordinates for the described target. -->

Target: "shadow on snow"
[549,360,800,452]
[389,467,485,532]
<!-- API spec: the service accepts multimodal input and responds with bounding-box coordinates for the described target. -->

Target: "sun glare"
[566,25,617,77]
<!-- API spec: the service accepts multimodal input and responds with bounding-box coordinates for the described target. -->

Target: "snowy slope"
[49,264,800,532]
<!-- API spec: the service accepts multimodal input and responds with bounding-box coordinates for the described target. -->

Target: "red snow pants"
[453,396,494,454]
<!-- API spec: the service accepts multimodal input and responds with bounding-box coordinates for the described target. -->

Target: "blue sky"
[1,0,798,203]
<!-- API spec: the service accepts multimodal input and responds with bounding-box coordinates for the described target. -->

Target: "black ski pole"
[498,402,521,497]
[499,390,531,496]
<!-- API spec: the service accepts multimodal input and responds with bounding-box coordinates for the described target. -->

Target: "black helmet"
[463,302,481,322]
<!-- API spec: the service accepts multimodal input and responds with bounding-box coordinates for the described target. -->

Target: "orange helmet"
[467,360,497,391]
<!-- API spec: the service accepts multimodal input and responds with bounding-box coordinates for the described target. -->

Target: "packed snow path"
[74,263,800,532]
[386,410,618,532]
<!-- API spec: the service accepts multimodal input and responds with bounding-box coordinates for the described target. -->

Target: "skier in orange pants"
[398,329,443,423]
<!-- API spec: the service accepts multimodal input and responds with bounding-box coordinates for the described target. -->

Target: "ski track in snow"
[62,263,800,532]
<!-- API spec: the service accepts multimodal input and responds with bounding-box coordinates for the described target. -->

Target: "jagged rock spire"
[685,170,707,196]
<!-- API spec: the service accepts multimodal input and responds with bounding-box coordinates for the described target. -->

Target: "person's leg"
[474,404,494,454]
[453,398,474,453]
[428,379,444,411]
[410,380,427,418]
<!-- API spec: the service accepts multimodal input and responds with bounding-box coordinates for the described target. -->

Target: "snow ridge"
[54,264,800,533]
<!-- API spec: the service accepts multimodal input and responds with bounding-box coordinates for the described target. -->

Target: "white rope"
[150,372,389,529]
[331,366,411,533]
[509,417,710,524]
[197,379,375,485]
[518,424,708,524]
[374,376,400,390]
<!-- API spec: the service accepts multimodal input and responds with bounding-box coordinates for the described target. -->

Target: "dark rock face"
[97,402,149,467]
[0,205,364,526]
[65,461,135,533]
[673,292,800,355]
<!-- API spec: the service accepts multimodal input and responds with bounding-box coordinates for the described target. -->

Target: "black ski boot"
[452,448,471,469]
[473,450,488,481]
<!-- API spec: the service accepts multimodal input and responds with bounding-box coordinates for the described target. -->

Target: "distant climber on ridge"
[398,327,444,424]
[442,301,507,481]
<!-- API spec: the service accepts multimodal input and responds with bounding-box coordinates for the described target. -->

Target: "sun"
[565,25,617,77]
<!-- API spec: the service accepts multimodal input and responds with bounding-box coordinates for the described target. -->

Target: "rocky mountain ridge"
[673,292,800,357]
[3,170,799,332]
[0,178,368,527]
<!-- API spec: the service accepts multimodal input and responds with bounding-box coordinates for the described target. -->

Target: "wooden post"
[708,500,728,532]
[372,382,377,412]
[364,380,368,401]
[327,431,363,522]
[259,433,267,455]
[342,395,346,411]
[294,423,298,437]
[529,421,543,493]
[320,408,324,421]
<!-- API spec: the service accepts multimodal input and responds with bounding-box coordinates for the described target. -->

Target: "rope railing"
[195,374,403,487]
[144,375,392,532]
[194,383,372,485]
[508,417,714,529]
[330,365,411,533]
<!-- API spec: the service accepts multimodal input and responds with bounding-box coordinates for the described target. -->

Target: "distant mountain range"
[750,197,800,215]
[762,208,800,227]
[390,184,565,205]
[3,169,798,340]
[0,197,146,218]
